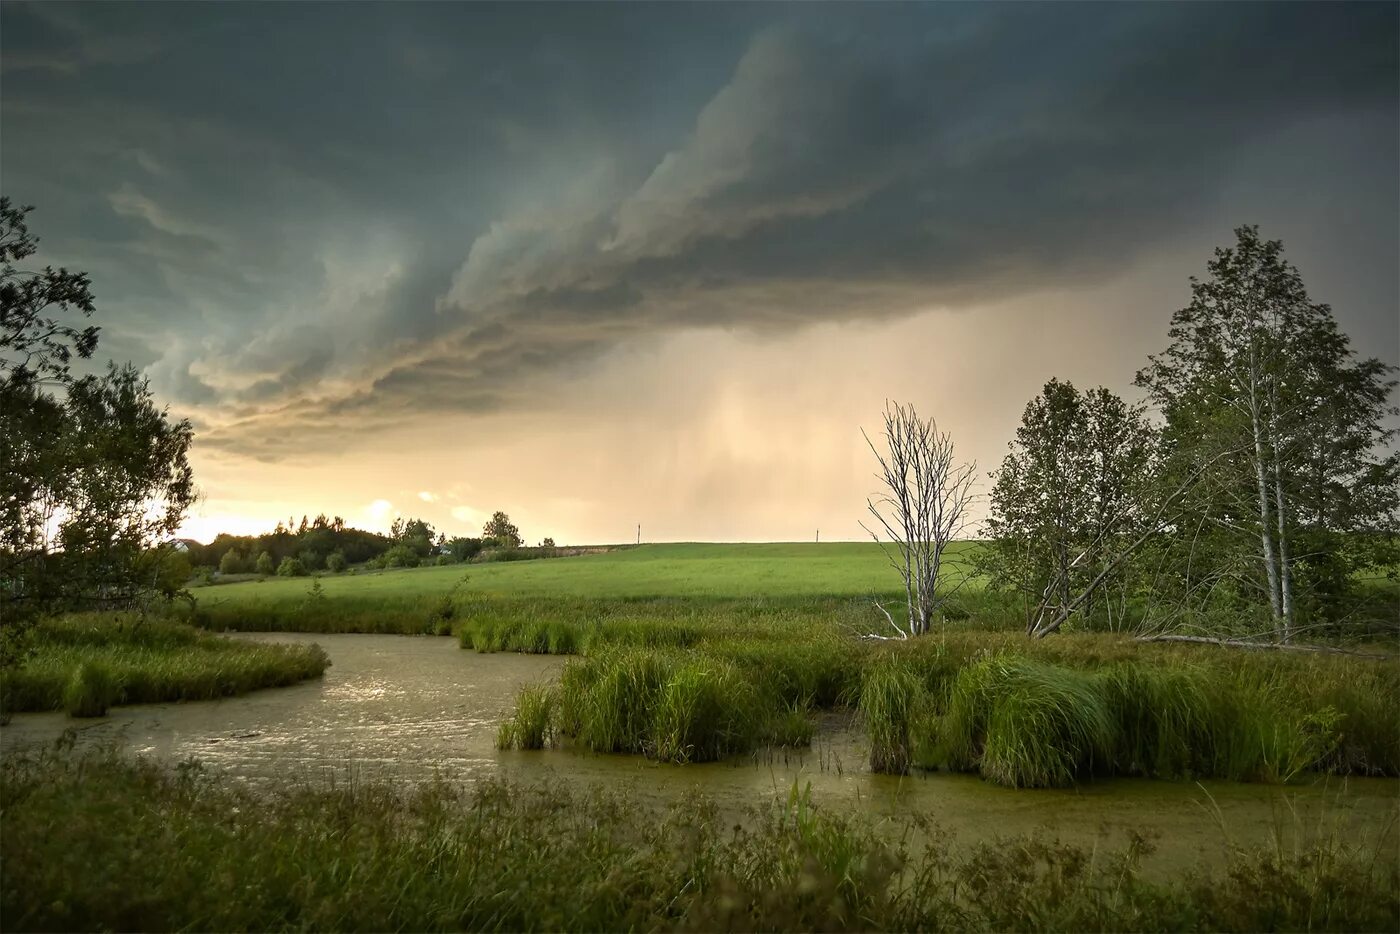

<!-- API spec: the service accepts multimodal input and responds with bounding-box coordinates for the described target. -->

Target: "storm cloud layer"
[3,2,1397,540]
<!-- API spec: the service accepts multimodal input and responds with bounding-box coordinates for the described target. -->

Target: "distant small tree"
[255,551,275,576]
[483,511,522,549]
[445,536,484,562]
[219,548,246,576]
[541,537,556,548]
[325,551,347,573]
[276,556,305,577]
[861,402,977,638]
[381,543,420,568]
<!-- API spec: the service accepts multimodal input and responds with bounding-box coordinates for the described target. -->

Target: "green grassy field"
[192,542,967,632]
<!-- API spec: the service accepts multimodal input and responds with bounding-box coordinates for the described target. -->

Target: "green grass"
[183,541,1399,786]
[495,683,556,751]
[193,542,995,633]
[3,750,1397,932]
[0,614,330,716]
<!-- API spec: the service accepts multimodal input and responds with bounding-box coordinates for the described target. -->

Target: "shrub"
[218,548,246,576]
[255,551,274,576]
[325,551,347,573]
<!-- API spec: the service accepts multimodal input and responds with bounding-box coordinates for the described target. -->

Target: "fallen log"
[1135,634,1396,660]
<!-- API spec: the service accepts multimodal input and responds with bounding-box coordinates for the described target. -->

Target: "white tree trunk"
[1247,365,1283,637]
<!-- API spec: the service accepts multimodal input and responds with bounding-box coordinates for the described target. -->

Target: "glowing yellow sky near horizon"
[176,252,1191,546]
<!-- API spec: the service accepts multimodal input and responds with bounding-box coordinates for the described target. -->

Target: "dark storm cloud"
[2,1,1395,460]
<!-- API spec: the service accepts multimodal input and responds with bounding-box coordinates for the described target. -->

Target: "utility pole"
[816,529,820,543]
[636,524,641,546]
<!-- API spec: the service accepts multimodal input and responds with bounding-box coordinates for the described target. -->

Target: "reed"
[496,684,556,750]
[859,653,927,775]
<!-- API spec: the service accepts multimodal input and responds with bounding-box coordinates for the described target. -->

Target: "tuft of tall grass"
[571,647,673,755]
[496,684,556,750]
[62,661,118,718]
[859,653,927,775]
[651,657,757,763]
[762,703,816,748]
[530,647,765,762]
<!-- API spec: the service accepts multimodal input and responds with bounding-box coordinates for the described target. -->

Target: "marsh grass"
[501,647,768,762]
[0,614,330,716]
[3,750,1397,932]
[496,684,556,750]
[62,661,118,717]
[188,542,1396,785]
[922,653,1376,787]
[859,654,927,775]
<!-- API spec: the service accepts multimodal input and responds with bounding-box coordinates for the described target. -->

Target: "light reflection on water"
[3,632,1396,875]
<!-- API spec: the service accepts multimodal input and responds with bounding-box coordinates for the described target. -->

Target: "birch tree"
[862,402,977,638]
[1135,226,1398,642]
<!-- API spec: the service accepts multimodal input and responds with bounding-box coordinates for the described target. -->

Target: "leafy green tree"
[482,511,522,549]
[1136,225,1398,640]
[255,551,275,576]
[445,537,483,562]
[1,199,194,663]
[276,557,305,577]
[381,543,420,568]
[325,551,347,573]
[219,548,246,576]
[983,380,1156,631]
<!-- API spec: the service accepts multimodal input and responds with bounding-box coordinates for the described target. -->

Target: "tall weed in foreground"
[4,751,1397,933]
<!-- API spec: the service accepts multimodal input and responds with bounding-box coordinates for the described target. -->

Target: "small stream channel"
[3,633,1396,876]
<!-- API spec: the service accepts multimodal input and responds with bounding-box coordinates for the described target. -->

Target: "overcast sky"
[3,1,1396,544]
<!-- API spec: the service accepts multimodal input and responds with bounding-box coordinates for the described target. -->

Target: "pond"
[4,633,1396,876]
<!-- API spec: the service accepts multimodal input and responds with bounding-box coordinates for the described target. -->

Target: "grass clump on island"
[500,627,1400,785]
[2,749,1397,933]
[0,613,329,718]
[855,646,1399,787]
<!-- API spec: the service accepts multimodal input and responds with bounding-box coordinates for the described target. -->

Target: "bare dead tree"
[861,402,977,639]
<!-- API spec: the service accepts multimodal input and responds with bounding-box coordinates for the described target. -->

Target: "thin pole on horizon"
[816,529,820,543]
[636,524,640,546]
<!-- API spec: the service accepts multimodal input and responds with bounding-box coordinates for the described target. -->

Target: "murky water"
[4,633,1397,875]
